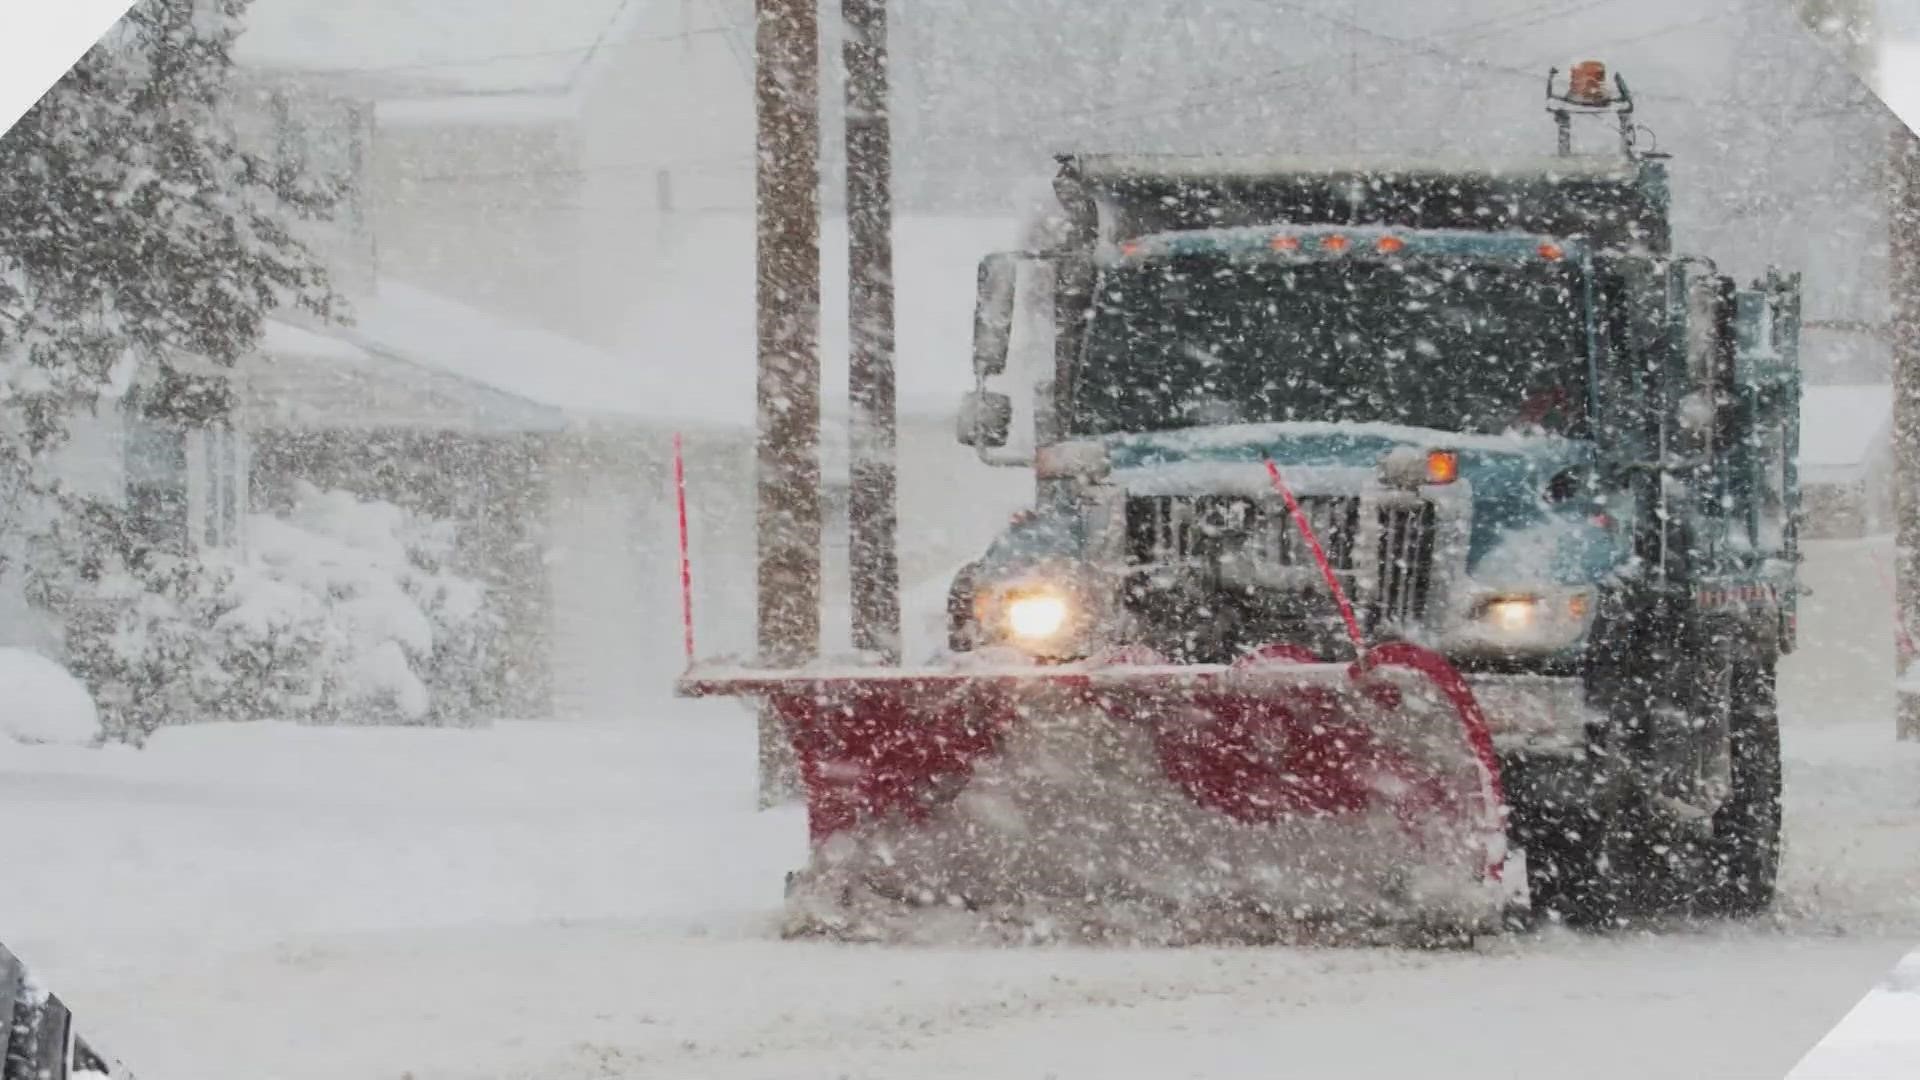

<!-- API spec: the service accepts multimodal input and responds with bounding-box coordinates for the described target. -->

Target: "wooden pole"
[843,0,900,663]
[1889,123,1920,741]
[755,0,821,798]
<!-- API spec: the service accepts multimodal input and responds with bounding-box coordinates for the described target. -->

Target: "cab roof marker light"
[1321,234,1350,252]
[1538,242,1565,261]
[1270,234,1301,251]
[1376,235,1406,254]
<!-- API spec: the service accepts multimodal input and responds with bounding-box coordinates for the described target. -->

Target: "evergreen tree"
[0,0,340,530]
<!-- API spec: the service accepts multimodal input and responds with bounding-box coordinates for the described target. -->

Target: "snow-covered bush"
[0,647,101,746]
[31,484,497,739]
[247,481,497,725]
[0,0,340,553]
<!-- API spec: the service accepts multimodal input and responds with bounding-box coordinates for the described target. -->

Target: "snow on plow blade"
[681,643,1510,944]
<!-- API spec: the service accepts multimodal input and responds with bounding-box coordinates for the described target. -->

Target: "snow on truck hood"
[1101,421,1581,474]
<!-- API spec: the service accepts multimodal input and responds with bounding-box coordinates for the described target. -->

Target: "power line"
[943,5,1829,140]
[983,0,1624,132]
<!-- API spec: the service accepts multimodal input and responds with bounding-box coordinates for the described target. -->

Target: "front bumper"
[1466,673,1600,755]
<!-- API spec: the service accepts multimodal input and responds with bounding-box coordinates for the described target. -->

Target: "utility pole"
[843,0,901,662]
[755,0,822,797]
[1891,123,1920,741]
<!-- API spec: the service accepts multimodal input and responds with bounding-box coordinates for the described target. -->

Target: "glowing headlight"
[1006,592,1071,641]
[1483,596,1539,633]
[1452,587,1596,654]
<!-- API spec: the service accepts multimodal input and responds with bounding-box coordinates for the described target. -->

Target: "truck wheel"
[1514,798,1660,929]
[1694,655,1782,916]
[1515,809,1612,927]
[1504,760,1637,929]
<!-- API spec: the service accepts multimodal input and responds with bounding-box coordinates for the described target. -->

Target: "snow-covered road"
[4,541,1918,1080]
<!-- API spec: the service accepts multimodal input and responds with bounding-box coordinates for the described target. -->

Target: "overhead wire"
[944,4,1786,139]
[956,0,1632,133]
[361,2,1881,188]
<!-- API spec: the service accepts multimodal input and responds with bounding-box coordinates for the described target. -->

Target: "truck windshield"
[1069,255,1589,438]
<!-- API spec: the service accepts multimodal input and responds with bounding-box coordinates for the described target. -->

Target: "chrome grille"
[1372,500,1437,628]
[1123,494,1361,571]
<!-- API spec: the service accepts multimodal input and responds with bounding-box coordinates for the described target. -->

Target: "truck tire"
[1513,804,1614,928]
[1694,654,1782,916]
[1512,790,1661,929]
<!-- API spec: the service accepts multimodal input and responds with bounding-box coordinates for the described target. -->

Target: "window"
[195,424,246,550]
[123,415,247,555]
[125,418,189,555]
[1072,257,1589,438]
[200,422,243,545]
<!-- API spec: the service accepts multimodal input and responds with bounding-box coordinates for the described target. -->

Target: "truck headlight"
[973,580,1088,657]
[1006,591,1071,641]
[1483,596,1541,633]
[1452,587,1595,654]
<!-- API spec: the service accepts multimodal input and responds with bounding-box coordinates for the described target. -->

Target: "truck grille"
[1123,494,1361,571]
[1372,501,1437,629]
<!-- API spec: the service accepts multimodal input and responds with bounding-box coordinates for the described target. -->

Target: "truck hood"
[1096,421,1618,580]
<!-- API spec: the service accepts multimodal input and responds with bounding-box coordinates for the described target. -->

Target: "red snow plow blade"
[678,457,1508,942]
[679,643,1510,943]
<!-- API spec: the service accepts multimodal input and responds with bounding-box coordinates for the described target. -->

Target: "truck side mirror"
[972,254,1018,378]
[957,389,1013,449]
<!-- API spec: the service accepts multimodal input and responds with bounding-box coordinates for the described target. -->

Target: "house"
[226,2,1035,718]
[236,220,1032,720]
[1798,384,1894,540]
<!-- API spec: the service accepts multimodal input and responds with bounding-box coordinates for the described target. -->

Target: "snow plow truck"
[681,63,1802,938]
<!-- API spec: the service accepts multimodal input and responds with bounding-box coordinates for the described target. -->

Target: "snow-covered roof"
[1799,384,1891,471]
[337,281,737,428]
[238,0,747,126]
[261,210,1011,433]
[236,0,636,96]
[244,314,570,435]
[260,319,370,364]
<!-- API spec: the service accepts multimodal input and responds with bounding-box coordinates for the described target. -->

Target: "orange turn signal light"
[1425,449,1460,485]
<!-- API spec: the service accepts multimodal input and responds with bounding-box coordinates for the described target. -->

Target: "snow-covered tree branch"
[0,0,340,511]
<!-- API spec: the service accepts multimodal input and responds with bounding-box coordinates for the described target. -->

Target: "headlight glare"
[1483,596,1538,633]
[1006,591,1071,641]
[1451,586,1597,655]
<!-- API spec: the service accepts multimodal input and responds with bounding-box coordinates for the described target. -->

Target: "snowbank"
[0,647,99,745]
